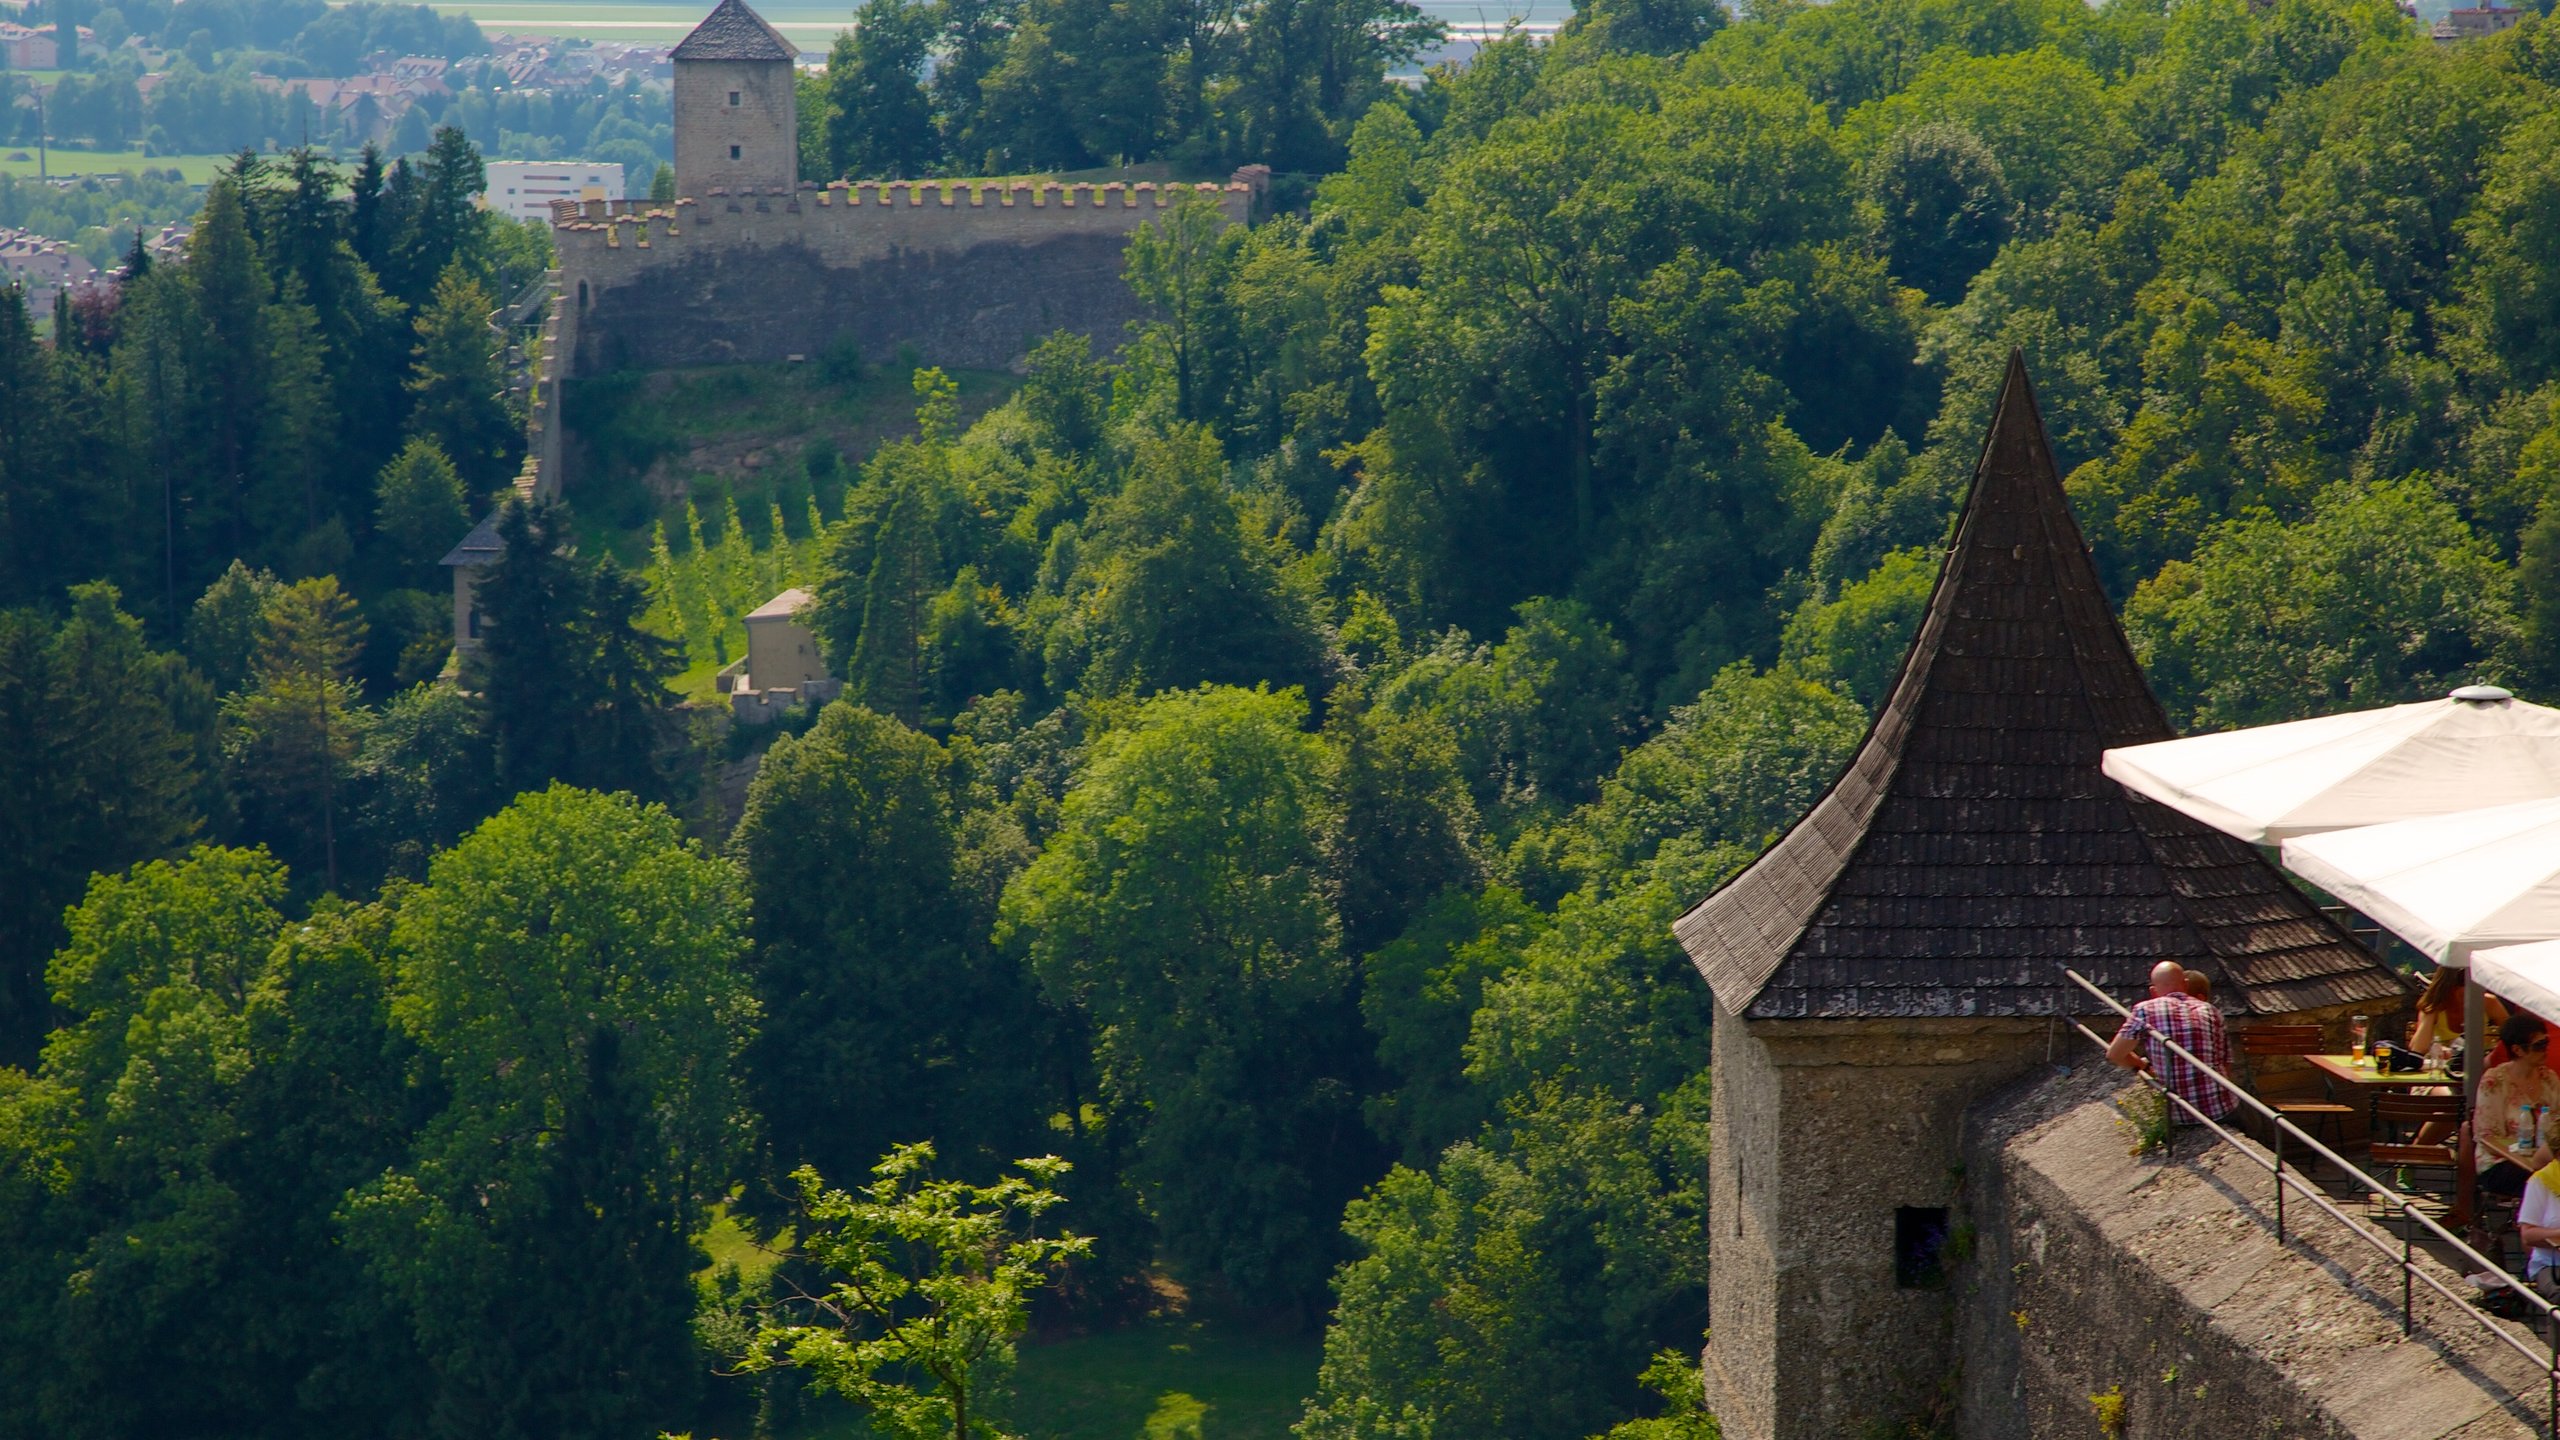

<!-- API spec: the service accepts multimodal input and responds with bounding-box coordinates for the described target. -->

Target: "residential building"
[484,160,628,220]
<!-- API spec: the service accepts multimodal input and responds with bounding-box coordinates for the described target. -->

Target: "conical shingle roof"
[1674,354,2411,1020]
[672,0,797,62]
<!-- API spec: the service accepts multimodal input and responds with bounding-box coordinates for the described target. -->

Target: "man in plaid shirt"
[2106,961,2236,1122]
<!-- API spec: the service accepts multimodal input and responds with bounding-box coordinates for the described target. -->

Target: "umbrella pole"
[2461,972,2486,1226]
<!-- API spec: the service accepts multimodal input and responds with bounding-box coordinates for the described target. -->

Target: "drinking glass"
[2350,1015,2370,1066]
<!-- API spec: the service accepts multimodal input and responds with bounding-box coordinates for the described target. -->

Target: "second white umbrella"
[2280,798,2560,965]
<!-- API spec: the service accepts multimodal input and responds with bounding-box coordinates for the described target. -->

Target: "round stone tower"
[671,0,799,198]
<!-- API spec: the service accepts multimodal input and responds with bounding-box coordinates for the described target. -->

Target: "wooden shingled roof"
[671,0,798,62]
[1674,354,2411,1021]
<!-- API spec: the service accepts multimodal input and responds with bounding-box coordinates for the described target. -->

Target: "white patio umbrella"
[2282,798,2560,1114]
[2278,798,2560,968]
[2473,940,2560,1039]
[2102,685,2560,845]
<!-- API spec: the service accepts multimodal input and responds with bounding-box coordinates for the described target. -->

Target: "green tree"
[406,263,517,496]
[1559,0,1722,57]
[744,1147,1089,1440]
[1866,122,2016,305]
[345,681,496,887]
[223,577,369,891]
[1297,1086,1711,1440]
[999,685,1373,1310]
[374,435,469,570]
[853,467,948,726]
[733,703,1049,1192]
[0,850,423,1439]
[347,786,756,1440]
[2125,476,2520,730]
[1777,548,1936,707]
[469,500,680,800]
[825,0,944,179]
[184,560,284,695]
[0,587,206,1064]
[1047,425,1325,698]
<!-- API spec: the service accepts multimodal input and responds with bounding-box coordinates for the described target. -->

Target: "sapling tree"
[743,1145,1090,1440]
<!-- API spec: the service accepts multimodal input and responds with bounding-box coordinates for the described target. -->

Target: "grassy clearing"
[0,149,229,182]
[771,1318,1319,1440]
[1000,1319,1320,1440]
[696,1202,790,1287]
[562,355,1016,567]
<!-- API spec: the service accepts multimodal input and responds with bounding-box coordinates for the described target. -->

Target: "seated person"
[2183,971,2212,1003]
[2411,965,2506,1056]
[2477,1014,2560,1199]
[2521,1153,2560,1301]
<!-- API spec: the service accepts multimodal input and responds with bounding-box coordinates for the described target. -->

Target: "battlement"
[544,178,1254,264]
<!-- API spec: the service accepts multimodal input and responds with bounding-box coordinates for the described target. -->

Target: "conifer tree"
[470,500,585,796]
[852,470,943,726]
[186,177,269,563]
[373,436,468,570]
[404,263,515,493]
[223,576,368,890]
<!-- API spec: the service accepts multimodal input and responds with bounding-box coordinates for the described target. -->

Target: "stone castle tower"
[671,0,798,198]
[1673,355,2407,1440]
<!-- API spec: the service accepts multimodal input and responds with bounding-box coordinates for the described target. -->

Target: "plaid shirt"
[2120,992,2236,1121]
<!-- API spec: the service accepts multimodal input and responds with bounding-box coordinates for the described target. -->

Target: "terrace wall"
[1950,1063,2544,1439]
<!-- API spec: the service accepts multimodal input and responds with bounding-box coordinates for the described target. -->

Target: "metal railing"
[2061,967,2560,1433]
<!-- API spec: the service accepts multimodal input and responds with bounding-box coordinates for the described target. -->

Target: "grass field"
[771,1318,1320,1440]
[417,0,1566,43]
[0,149,231,182]
[1002,1320,1320,1440]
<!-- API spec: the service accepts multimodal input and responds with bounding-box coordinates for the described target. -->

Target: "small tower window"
[1894,1207,1951,1290]
[730,145,742,160]
[728,90,741,105]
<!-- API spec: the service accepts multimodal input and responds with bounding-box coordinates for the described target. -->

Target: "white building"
[718,588,840,724]
[481,161,628,222]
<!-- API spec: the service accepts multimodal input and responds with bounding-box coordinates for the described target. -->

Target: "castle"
[1676,356,2409,1438]
[449,0,1258,649]
[526,0,1256,497]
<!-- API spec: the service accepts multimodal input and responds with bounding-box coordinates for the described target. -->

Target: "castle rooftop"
[1674,352,2410,1021]
[671,0,796,62]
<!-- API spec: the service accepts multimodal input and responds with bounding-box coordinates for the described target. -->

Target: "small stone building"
[438,510,506,657]
[718,587,838,723]
[670,0,798,200]
[1674,354,2410,1440]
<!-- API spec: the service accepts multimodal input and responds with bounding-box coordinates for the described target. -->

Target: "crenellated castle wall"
[522,176,1256,495]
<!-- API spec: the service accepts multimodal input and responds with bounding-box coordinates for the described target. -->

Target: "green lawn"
[999,1320,1321,1440]
[766,1318,1318,1440]
[0,149,230,181]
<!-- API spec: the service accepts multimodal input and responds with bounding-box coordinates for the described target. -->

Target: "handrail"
[2060,967,2560,1433]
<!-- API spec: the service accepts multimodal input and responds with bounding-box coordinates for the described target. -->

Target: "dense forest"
[8,0,2560,1436]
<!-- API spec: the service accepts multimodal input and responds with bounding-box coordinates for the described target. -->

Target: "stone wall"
[527,179,1254,493]
[1952,1063,2546,1439]
[1704,1011,2053,1440]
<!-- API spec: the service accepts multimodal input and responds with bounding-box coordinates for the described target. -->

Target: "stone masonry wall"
[1705,1012,2053,1440]
[1952,1063,2546,1439]
[525,179,1253,493]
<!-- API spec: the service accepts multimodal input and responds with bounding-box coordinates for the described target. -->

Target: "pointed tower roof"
[1675,355,2410,1020]
[672,0,797,61]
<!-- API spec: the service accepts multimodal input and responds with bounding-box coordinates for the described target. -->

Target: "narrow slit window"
[728,90,741,105]
[729,145,741,160]
[1895,1207,1950,1290]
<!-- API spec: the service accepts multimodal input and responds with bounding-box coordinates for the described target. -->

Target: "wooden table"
[2300,1053,2459,1091]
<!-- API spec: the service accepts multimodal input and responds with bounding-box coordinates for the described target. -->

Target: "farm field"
[0,149,231,182]
[412,0,1568,45]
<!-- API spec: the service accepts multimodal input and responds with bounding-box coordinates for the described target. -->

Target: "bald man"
[2108,961,2237,1122]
